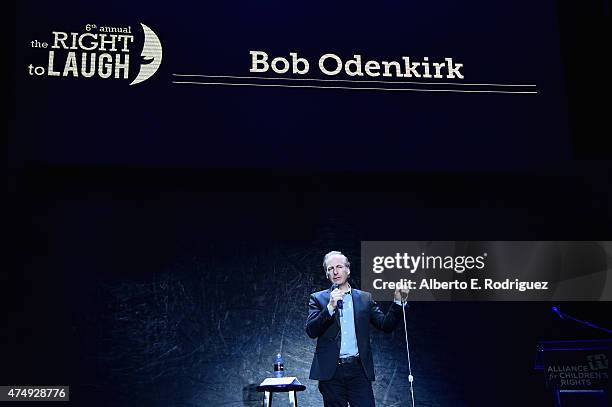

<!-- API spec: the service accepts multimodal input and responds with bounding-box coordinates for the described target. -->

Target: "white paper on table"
[260,377,299,386]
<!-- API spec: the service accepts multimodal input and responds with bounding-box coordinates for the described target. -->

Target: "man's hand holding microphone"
[329,286,346,310]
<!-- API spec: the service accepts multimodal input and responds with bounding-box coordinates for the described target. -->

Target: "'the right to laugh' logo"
[26,22,162,85]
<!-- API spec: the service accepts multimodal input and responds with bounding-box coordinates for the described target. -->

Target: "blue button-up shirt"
[327,288,405,358]
[327,288,359,358]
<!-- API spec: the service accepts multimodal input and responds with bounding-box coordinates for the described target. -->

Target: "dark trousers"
[318,360,375,407]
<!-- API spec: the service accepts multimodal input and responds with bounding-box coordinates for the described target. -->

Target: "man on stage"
[305,250,408,407]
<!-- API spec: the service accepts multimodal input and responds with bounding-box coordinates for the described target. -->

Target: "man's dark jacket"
[305,287,405,381]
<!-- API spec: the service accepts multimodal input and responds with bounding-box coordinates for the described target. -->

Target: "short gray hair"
[322,251,350,273]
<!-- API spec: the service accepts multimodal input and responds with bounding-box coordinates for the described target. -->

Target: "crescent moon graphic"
[129,23,163,85]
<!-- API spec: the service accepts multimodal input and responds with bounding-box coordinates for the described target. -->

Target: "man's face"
[326,254,349,286]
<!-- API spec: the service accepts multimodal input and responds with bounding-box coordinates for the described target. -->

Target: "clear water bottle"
[273,353,285,378]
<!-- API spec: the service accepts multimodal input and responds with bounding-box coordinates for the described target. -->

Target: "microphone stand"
[401,295,415,407]
[552,306,612,334]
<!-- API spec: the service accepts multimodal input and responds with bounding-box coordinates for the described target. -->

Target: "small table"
[256,377,306,407]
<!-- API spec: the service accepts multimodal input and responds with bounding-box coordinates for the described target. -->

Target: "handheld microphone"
[332,284,344,315]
